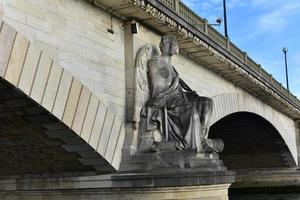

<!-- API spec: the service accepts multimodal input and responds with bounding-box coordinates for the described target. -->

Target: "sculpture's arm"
[172,66,195,93]
[179,78,195,93]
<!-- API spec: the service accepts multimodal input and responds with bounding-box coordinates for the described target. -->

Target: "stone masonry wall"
[0,0,297,165]
[0,0,126,119]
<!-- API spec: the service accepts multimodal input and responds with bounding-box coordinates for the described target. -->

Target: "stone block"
[41,61,63,111]
[44,129,74,139]
[18,43,42,95]
[65,21,85,37]
[3,4,26,23]
[62,144,93,152]
[112,124,125,169]
[0,23,16,77]
[81,94,99,142]
[62,78,82,127]
[61,136,85,145]
[85,29,109,47]
[42,122,67,131]
[11,0,46,19]
[78,158,107,166]
[72,86,91,134]
[36,30,65,48]
[89,102,107,149]
[58,4,86,27]
[78,151,99,158]
[105,117,123,163]
[27,115,55,123]
[82,48,98,61]
[64,41,83,55]
[97,110,115,155]
[2,17,36,41]
[26,14,52,33]
[30,51,53,103]
[5,32,29,86]
[52,70,73,119]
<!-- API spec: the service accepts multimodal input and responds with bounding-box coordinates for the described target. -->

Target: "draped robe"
[142,65,214,151]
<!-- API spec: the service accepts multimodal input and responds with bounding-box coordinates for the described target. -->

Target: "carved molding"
[128,0,300,117]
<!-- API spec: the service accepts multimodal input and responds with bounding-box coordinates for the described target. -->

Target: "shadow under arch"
[208,111,296,170]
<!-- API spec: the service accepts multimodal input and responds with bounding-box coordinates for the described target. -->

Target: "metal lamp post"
[282,47,289,91]
[223,0,228,38]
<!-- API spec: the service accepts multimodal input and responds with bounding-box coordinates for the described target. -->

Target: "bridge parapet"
[98,0,300,120]
[158,0,298,105]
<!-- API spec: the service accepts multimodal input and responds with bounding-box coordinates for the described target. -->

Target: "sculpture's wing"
[133,44,158,123]
[130,45,159,153]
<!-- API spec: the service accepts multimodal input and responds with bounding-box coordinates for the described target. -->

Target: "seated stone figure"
[137,35,223,154]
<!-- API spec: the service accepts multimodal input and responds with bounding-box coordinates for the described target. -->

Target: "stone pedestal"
[0,183,231,200]
[120,150,227,172]
[111,151,235,200]
[0,171,234,200]
[0,151,234,200]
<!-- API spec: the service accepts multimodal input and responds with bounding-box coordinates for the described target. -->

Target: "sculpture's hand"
[179,78,194,92]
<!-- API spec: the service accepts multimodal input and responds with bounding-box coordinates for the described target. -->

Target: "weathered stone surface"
[120,150,227,173]
[42,61,63,111]
[62,78,82,127]
[0,78,96,176]
[81,94,99,141]
[30,50,53,103]
[0,1,299,196]
[0,23,16,76]
[89,102,107,149]
[5,33,29,85]
[72,86,91,133]
[52,70,73,119]
[18,43,41,94]
[2,0,126,120]
[0,21,127,171]
[0,173,233,199]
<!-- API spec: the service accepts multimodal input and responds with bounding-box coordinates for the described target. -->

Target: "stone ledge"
[0,170,234,191]
[0,182,231,200]
[233,168,300,188]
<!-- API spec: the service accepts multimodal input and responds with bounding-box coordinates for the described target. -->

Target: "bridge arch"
[0,22,125,176]
[209,111,296,169]
[209,93,298,167]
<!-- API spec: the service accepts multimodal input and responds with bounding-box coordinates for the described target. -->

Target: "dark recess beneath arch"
[209,112,296,170]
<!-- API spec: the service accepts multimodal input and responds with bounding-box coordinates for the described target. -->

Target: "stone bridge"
[0,0,300,199]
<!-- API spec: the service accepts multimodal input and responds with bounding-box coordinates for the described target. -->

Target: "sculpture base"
[121,150,227,172]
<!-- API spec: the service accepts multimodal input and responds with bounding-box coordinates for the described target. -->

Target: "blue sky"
[182,0,300,98]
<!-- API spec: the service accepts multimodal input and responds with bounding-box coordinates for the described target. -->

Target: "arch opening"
[209,112,296,170]
[0,78,114,177]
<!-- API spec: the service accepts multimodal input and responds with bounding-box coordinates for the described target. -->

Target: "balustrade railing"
[158,0,299,106]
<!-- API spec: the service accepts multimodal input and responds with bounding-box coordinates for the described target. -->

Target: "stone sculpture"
[135,35,223,155]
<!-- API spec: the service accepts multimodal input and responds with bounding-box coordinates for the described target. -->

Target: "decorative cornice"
[128,0,300,117]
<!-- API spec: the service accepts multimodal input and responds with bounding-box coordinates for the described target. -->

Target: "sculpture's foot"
[155,141,178,152]
[137,131,156,153]
[202,138,224,153]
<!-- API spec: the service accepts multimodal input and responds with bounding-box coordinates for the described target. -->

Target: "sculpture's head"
[159,35,179,56]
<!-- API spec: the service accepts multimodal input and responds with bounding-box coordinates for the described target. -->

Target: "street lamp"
[223,0,228,38]
[282,47,289,91]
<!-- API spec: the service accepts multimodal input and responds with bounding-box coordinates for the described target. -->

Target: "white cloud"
[248,2,300,39]
[182,0,300,98]
[183,0,250,10]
